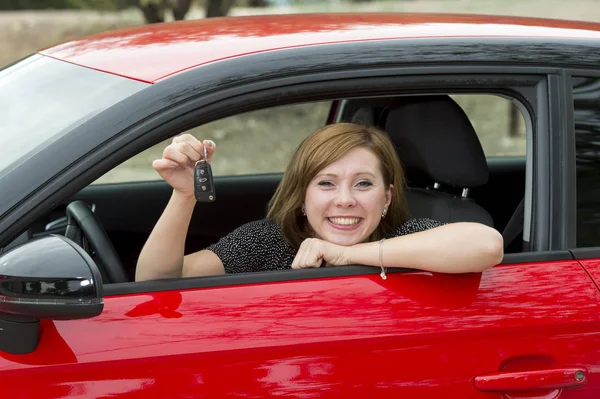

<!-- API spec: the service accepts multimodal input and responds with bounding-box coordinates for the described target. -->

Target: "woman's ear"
[385,184,393,208]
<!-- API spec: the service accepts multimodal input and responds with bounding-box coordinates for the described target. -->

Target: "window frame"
[2,36,598,247]
[93,72,553,296]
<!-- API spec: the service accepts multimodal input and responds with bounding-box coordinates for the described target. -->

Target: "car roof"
[40,13,600,84]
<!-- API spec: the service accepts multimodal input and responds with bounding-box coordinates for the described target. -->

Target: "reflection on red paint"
[1,260,600,398]
[0,320,77,366]
[40,13,600,83]
[125,292,183,318]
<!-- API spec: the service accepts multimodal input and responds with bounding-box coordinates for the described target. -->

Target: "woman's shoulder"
[387,217,446,237]
[231,218,282,235]
[219,218,287,246]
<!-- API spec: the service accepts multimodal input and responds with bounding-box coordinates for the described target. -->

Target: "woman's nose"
[334,187,356,207]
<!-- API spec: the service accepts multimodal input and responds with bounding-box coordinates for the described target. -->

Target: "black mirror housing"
[0,235,104,354]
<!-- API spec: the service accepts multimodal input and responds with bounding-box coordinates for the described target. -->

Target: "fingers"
[152,158,179,172]
[291,238,324,269]
[291,239,349,269]
[173,135,217,162]
[163,134,217,166]
[203,139,216,163]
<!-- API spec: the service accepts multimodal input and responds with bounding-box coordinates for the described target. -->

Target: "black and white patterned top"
[206,218,444,274]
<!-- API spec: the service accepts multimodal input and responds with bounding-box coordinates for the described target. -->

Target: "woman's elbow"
[473,225,504,272]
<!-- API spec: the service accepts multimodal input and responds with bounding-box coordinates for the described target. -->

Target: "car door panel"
[2,260,599,398]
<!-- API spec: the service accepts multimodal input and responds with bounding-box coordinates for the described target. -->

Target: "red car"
[1,12,600,398]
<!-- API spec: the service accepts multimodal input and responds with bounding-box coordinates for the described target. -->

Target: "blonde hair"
[267,122,409,248]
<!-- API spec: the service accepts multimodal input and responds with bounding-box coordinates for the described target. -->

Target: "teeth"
[328,217,361,226]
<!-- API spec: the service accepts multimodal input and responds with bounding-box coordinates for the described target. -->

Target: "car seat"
[353,95,494,227]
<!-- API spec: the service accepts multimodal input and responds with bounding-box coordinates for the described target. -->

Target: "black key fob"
[194,146,216,202]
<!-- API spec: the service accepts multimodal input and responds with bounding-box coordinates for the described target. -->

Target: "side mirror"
[0,235,104,354]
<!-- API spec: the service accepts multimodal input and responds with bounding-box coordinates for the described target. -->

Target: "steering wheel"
[64,201,128,284]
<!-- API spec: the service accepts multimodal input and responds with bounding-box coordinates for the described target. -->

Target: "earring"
[382,208,388,218]
[301,205,306,216]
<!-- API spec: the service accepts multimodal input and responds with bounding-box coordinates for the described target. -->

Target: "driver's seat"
[381,95,494,226]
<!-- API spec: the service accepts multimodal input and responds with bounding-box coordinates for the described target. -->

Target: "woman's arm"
[135,190,225,281]
[136,190,195,281]
[135,135,225,281]
[291,222,503,273]
[347,222,503,273]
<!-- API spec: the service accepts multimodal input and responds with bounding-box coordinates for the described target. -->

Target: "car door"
[1,258,599,398]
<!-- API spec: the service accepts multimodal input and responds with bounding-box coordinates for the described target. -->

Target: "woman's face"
[304,147,392,246]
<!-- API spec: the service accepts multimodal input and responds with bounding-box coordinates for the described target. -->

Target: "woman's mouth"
[327,217,362,229]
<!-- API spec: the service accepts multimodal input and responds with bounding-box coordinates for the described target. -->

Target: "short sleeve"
[205,219,295,274]
[387,218,446,238]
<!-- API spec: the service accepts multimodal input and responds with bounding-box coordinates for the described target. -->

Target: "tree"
[247,0,267,6]
[204,0,235,18]
[137,0,235,23]
[0,0,129,10]
[138,0,193,23]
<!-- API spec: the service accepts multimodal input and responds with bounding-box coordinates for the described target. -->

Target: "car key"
[194,145,216,202]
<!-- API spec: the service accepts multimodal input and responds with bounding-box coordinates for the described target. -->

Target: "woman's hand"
[291,238,351,269]
[152,134,216,199]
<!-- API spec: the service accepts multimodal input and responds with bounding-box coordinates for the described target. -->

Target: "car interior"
[10,92,528,284]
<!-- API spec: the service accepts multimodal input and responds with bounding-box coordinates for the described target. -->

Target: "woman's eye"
[318,181,334,187]
[357,181,373,187]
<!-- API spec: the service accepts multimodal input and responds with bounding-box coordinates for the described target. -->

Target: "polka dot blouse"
[206,218,445,274]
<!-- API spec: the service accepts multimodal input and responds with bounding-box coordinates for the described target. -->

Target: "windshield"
[0,55,147,177]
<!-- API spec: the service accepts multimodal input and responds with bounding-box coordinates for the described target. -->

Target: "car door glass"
[573,76,600,247]
[94,101,332,184]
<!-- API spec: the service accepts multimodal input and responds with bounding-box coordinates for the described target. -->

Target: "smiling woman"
[268,123,409,249]
[135,123,503,281]
[303,147,394,247]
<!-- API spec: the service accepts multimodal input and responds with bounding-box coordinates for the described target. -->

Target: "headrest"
[351,107,376,126]
[384,95,488,188]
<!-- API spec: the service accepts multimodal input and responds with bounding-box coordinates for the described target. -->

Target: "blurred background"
[2,0,599,182]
